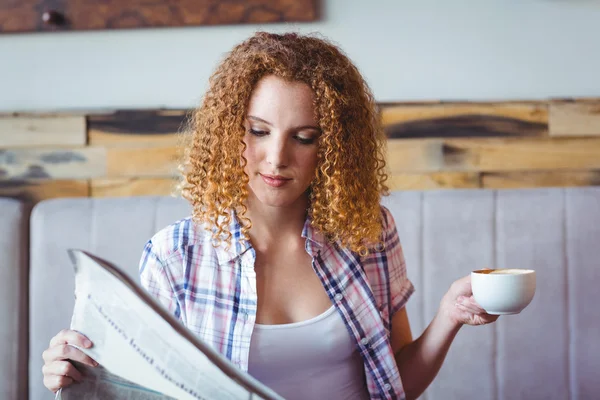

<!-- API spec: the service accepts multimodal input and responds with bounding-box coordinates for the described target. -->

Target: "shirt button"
[242,311,249,321]
[334,293,343,301]
[360,337,369,346]
[384,383,392,391]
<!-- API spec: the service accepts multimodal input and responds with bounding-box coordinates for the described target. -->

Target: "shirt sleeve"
[139,240,182,321]
[382,206,415,317]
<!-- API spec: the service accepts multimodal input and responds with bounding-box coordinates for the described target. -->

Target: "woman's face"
[243,75,321,210]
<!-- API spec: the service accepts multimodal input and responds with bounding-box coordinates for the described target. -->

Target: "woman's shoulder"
[379,204,398,236]
[147,216,213,261]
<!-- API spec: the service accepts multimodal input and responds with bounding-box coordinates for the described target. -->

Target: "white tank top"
[248,305,370,400]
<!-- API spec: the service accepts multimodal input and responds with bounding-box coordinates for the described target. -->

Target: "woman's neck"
[245,194,309,251]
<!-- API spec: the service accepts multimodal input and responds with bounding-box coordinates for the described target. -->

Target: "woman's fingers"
[42,360,83,392]
[456,296,484,312]
[43,373,75,393]
[455,302,483,316]
[480,313,500,323]
[456,296,490,316]
[449,275,475,300]
[455,296,500,325]
[42,343,98,367]
[49,329,93,349]
[42,361,84,382]
[43,329,97,393]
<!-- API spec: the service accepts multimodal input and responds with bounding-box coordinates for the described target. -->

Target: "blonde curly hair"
[179,31,389,255]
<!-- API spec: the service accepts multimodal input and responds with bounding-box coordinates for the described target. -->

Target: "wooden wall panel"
[0,179,89,202]
[91,178,178,197]
[387,138,600,173]
[0,0,319,34]
[0,116,86,147]
[88,110,186,147]
[382,103,548,138]
[549,101,600,137]
[386,140,444,173]
[387,173,480,190]
[0,148,106,180]
[1,98,599,204]
[443,138,600,171]
[482,171,600,189]
[106,147,180,177]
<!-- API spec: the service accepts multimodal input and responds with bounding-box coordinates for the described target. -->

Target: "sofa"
[2,187,599,400]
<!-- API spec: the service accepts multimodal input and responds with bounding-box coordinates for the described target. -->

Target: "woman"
[42,32,497,400]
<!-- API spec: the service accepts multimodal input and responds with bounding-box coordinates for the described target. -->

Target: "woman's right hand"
[42,329,98,393]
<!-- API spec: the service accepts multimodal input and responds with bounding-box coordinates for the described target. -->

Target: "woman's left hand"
[440,275,499,326]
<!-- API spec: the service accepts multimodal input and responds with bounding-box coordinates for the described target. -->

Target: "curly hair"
[179,31,389,255]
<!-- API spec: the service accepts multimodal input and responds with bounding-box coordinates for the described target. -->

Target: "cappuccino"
[474,268,533,275]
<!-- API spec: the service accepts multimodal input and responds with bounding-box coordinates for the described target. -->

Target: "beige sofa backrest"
[23,188,600,399]
[28,196,190,400]
[0,199,28,400]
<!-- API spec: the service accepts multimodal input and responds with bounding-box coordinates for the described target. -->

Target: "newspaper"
[57,249,284,400]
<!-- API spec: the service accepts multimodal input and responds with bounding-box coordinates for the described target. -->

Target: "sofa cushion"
[27,188,600,399]
[382,187,600,400]
[28,196,190,400]
[0,198,28,400]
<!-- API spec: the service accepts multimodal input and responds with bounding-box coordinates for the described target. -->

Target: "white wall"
[1,0,599,112]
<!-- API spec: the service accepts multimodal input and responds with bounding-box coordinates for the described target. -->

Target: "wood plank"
[88,110,188,147]
[386,137,600,173]
[91,178,178,197]
[387,172,480,190]
[0,148,106,180]
[0,0,318,34]
[381,102,548,138]
[0,179,89,203]
[442,137,600,172]
[549,101,600,137]
[386,139,445,173]
[482,170,600,188]
[106,147,180,177]
[0,116,86,147]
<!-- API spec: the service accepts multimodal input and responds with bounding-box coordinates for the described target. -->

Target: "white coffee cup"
[471,269,536,315]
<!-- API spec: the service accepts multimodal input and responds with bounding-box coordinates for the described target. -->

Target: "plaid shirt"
[139,206,414,400]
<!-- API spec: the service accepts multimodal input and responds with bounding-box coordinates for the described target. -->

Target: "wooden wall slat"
[549,101,600,137]
[106,147,180,177]
[88,110,187,147]
[1,99,599,201]
[387,138,600,173]
[91,178,178,197]
[386,140,444,173]
[382,102,548,138]
[0,148,106,180]
[445,138,600,171]
[0,116,86,147]
[482,170,600,188]
[0,0,318,34]
[387,173,480,190]
[0,179,89,202]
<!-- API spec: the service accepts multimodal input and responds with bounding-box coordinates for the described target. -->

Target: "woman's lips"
[260,174,291,188]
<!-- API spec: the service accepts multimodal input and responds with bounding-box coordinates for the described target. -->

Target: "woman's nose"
[266,137,289,168]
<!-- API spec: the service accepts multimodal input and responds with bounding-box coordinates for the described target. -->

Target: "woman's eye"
[295,136,316,145]
[249,128,268,137]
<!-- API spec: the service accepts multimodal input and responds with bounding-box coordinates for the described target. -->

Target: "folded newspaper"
[57,249,284,400]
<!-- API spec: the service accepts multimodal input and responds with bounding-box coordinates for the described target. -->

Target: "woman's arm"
[390,275,498,400]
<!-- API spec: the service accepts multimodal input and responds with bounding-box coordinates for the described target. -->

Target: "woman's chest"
[253,248,333,325]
